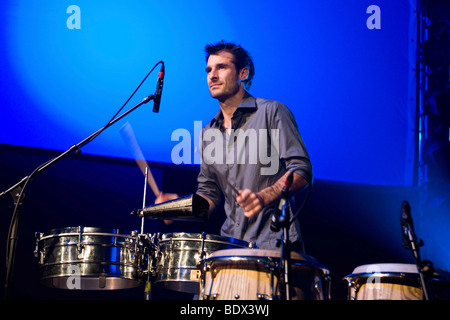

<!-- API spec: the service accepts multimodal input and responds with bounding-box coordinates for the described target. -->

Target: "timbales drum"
[153,232,256,293]
[35,226,146,290]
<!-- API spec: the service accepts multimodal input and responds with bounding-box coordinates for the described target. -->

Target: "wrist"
[255,191,265,208]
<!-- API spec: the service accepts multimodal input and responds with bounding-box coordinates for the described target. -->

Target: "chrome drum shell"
[154,232,255,293]
[35,226,146,290]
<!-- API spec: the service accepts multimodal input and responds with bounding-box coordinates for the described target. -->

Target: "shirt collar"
[210,91,257,129]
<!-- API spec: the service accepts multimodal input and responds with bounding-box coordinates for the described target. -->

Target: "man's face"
[206,51,242,101]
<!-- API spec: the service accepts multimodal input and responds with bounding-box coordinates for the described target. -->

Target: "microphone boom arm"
[0,94,154,199]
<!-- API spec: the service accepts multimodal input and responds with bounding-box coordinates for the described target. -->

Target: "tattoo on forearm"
[256,171,307,208]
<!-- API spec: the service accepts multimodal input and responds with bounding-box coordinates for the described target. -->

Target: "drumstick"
[120,121,160,198]
[209,165,241,196]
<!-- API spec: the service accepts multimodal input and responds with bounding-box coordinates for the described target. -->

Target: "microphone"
[400,201,413,249]
[400,201,422,250]
[153,63,165,113]
[401,201,412,225]
[271,171,294,232]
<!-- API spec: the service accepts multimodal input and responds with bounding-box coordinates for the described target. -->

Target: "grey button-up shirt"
[197,92,312,250]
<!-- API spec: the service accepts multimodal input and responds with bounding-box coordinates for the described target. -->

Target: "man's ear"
[238,67,249,86]
[240,67,249,81]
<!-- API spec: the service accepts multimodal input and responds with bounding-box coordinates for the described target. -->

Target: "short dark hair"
[205,41,255,90]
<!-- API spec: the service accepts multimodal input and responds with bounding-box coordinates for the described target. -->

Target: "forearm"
[255,171,308,207]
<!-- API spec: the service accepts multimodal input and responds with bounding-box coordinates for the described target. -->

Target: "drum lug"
[200,232,207,260]
[313,282,323,299]
[347,279,360,300]
[34,232,42,258]
[257,293,270,300]
[76,225,84,257]
[130,230,140,255]
[139,233,157,252]
[325,275,332,300]
[77,226,83,252]
[34,232,45,264]
[202,293,219,300]
[77,248,85,259]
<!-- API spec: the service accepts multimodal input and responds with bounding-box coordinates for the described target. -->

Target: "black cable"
[289,183,312,225]
[77,60,164,149]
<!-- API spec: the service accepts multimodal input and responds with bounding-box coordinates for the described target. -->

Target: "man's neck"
[218,88,246,128]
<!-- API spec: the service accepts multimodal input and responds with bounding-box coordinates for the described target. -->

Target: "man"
[157,41,312,251]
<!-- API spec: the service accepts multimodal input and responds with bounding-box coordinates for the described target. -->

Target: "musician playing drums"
[156,41,312,252]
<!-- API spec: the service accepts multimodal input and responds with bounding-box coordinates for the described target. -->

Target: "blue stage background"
[1,0,415,186]
[1,1,449,300]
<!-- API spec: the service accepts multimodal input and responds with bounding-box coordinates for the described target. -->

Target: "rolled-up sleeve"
[272,102,313,184]
[196,163,222,207]
[196,125,223,207]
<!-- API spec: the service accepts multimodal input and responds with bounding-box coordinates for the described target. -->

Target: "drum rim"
[343,272,420,282]
[158,232,252,247]
[350,263,419,275]
[343,263,422,282]
[38,260,144,267]
[37,226,137,240]
[39,274,143,290]
[199,248,330,274]
[207,248,316,261]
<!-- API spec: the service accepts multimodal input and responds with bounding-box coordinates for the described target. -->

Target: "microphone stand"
[1,93,155,299]
[272,183,311,300]
[404,222,431,300]
[401,201,431,300]
[277,198,293,300]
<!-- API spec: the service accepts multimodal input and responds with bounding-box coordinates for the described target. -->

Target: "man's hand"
[236,189,264,218]
[155,191,179,204]
[155,191,179,225]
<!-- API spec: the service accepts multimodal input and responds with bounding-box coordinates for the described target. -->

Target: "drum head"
[208,248,311,260]
[204,248,330,275]
[350,263,419,275]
